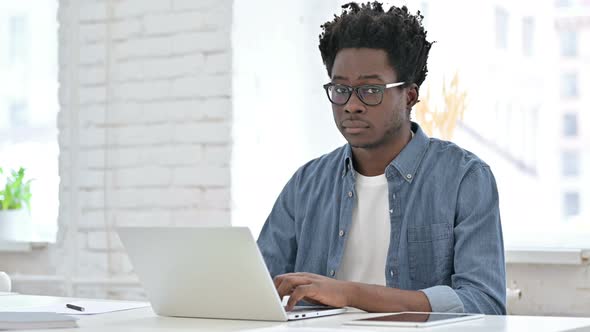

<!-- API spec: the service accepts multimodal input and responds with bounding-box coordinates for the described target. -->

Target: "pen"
[66,303,85,312]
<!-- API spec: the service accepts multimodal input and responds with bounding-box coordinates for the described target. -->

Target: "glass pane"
[9,15,29,65]
[495,7,509,49]
[559,29,577,57]
[563,192,580,217]
[329,85,349,104]
[358,87,383,105]
[9,100,28,127]
[561,150,580,177]
[522,17,534,56]
[560,72,578,98]
[563,113,578,137]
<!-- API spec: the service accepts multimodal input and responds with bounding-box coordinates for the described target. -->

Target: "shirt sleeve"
[256,173,299,278]
[421,164,507,315]
[421,285,464,312]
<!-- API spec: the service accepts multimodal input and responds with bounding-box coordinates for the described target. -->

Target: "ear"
[406,83,419,110]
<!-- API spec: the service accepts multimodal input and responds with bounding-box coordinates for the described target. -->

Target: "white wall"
[232,0,347,238]
[0,0,233,299]
[507,262,590,317]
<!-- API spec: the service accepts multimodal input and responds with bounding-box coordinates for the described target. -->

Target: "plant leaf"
[0,167,32,211]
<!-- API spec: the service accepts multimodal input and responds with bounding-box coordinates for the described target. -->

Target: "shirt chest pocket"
[407,222,454,285]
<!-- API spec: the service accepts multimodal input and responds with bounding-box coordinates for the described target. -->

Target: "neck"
[351,124,413,177]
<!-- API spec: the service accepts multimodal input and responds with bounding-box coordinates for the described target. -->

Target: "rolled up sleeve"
[421,285,464,312]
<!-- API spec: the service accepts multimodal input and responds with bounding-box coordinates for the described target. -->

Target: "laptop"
[117,226,347,321]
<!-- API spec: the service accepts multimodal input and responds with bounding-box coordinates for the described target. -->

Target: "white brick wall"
[2,0,233,300]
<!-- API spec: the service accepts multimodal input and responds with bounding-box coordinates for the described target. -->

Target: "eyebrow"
[332,74,385,81]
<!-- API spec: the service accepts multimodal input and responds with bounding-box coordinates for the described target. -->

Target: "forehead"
[331,48,397,81]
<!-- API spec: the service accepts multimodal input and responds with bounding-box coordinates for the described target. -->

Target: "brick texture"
[3,0,233,300]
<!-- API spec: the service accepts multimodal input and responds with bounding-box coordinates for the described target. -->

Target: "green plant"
[0,167,32,211]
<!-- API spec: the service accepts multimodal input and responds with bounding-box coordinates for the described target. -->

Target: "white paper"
[8,300,150,315]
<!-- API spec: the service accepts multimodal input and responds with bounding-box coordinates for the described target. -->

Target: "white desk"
[2,294,590,332]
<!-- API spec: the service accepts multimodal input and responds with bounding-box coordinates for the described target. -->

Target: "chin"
[340,130,379,149]
[351,143,379,149]
[347,139,378,149]
[347,134,391,149]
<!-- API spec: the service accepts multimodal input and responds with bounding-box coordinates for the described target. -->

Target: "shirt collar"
[342,121,430,183]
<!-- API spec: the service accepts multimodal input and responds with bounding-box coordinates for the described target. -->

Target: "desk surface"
[1,294,590,332]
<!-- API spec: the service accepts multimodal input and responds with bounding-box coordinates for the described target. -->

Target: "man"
[257,2,505,315]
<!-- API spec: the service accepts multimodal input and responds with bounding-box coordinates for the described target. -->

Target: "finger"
[273,272,306,288]
[274,272,324,289]
[286,284,317,311]
[276,276,312,298]
[287,272,323,280]
[273,274,284,289]
[276,279,292,298]
[300,297,323,306]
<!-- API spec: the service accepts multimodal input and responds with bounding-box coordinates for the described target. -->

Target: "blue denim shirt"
[257,122,506,315]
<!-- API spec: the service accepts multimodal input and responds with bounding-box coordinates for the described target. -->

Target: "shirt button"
[389,209,393,214]
[406,174,412,179]
[390,270,394,277]
[348,191,353,197]
[339,230,345,237]
[330,270,335,277]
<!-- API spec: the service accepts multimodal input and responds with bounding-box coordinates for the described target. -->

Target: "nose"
[344,91,367,114]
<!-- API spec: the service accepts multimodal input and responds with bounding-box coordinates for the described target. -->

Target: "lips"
[342,120,369,129]
[341,119,369,134]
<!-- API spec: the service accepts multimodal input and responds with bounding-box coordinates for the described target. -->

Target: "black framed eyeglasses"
[323,81,405,106]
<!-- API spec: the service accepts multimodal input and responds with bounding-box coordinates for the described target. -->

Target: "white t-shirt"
[337,172,391,286]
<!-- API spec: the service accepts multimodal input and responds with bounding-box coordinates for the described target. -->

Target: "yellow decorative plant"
[415,72,467,140]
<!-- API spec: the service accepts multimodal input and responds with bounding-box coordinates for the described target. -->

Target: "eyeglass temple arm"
[384,82,405,88]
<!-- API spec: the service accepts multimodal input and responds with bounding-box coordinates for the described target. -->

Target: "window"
[0,1,59,242]
[420,2,429,29]
[560,72,578,98]
[563,113,578,137]
[563,192,580,217]
[9,100,28,127]
[233,1,590,250]
[9,15,29,65]
[495,7,509,49]
[559,29,578,57]
[522,17,534,56]
[562,150,580,177]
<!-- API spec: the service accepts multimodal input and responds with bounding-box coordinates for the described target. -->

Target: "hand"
[273,272,354,311]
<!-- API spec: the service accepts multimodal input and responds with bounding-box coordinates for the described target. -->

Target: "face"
[329,48,415,149]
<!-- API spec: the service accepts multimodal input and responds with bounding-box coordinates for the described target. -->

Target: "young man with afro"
[257,2,506,315]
